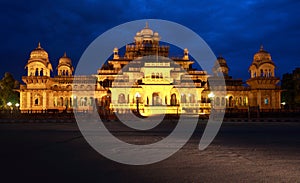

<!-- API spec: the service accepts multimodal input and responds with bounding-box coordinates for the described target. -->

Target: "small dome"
[58,52,72,65]
[252,45,274,67]
[29,42,49,60]
[253,45,272,62]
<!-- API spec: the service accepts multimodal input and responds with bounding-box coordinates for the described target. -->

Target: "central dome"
[134,22,160,43]
[140,23,154,36]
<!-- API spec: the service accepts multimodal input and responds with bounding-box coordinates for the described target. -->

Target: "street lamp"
[7,102,12,107]
[7,102,12,113]
[135,92,141,113]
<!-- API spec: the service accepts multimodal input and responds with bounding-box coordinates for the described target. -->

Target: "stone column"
[27,92,31,109]
[43,91,47,110]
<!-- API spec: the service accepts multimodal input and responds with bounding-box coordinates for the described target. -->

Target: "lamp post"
[15,103,20,111]
[7,102,12,113]
[135,92,141,114]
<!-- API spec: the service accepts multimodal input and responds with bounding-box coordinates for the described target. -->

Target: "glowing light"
[7,102,12,107]
[208,92,215,98]
[135,92,141,98]
[15,103,20,107]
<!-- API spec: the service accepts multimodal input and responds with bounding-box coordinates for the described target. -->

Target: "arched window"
[221,97,225,106]
[89,97,94,106]
[64,98,68,107]
[84,97,88,106]
[40,68,43,76]
[188,94,195,103]
[181,94,187,103]
[215,97,220,106]
[264,69,267,77]
[260,69,264,77]
[35,98,39,105]
[229,96,233,107]
[66,70,69,76]
[35,68,39,76]
[264,98,269,105]
[118,93,126,103]
[60,97,64,106]
[70,97,72,107]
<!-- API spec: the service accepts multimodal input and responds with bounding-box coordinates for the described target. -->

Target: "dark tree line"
[0,72,20,109]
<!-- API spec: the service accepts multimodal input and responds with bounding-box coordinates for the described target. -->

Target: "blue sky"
[0,0,299,81]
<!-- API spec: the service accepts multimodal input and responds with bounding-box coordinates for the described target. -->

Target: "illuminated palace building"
[19,24,281,115]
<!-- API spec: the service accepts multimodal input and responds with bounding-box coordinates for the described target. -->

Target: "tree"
[0,72,20,109]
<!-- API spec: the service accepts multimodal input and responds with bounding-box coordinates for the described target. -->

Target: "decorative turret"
[249,45,275,78]
[25,42,53,77]
[183,48,189,60]
[57,52,74,76]
[113,47,119,60]
[246,45,281,109]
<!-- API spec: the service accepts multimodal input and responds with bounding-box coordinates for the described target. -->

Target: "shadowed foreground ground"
[0,120,300,182]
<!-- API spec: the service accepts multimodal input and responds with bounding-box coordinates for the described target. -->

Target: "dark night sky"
[0,0,299,82]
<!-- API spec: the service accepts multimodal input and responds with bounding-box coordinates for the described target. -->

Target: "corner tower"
[247,45,281,109]
[21,42,53,111]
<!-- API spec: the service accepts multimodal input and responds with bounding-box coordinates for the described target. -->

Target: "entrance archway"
[170,93,177,106]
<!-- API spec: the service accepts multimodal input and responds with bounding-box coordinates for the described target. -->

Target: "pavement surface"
[1,120,300,182]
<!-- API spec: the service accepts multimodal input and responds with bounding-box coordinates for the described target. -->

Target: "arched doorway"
[170,93,177,106]
[152,93,161,106]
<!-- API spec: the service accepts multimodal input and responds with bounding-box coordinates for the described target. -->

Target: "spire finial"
[63,51,67,57]
[145,21,149,28]
[38,42,41,48]
[260,44,264,51]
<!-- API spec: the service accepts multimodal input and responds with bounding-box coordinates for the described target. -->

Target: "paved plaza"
[1,120,300,182]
